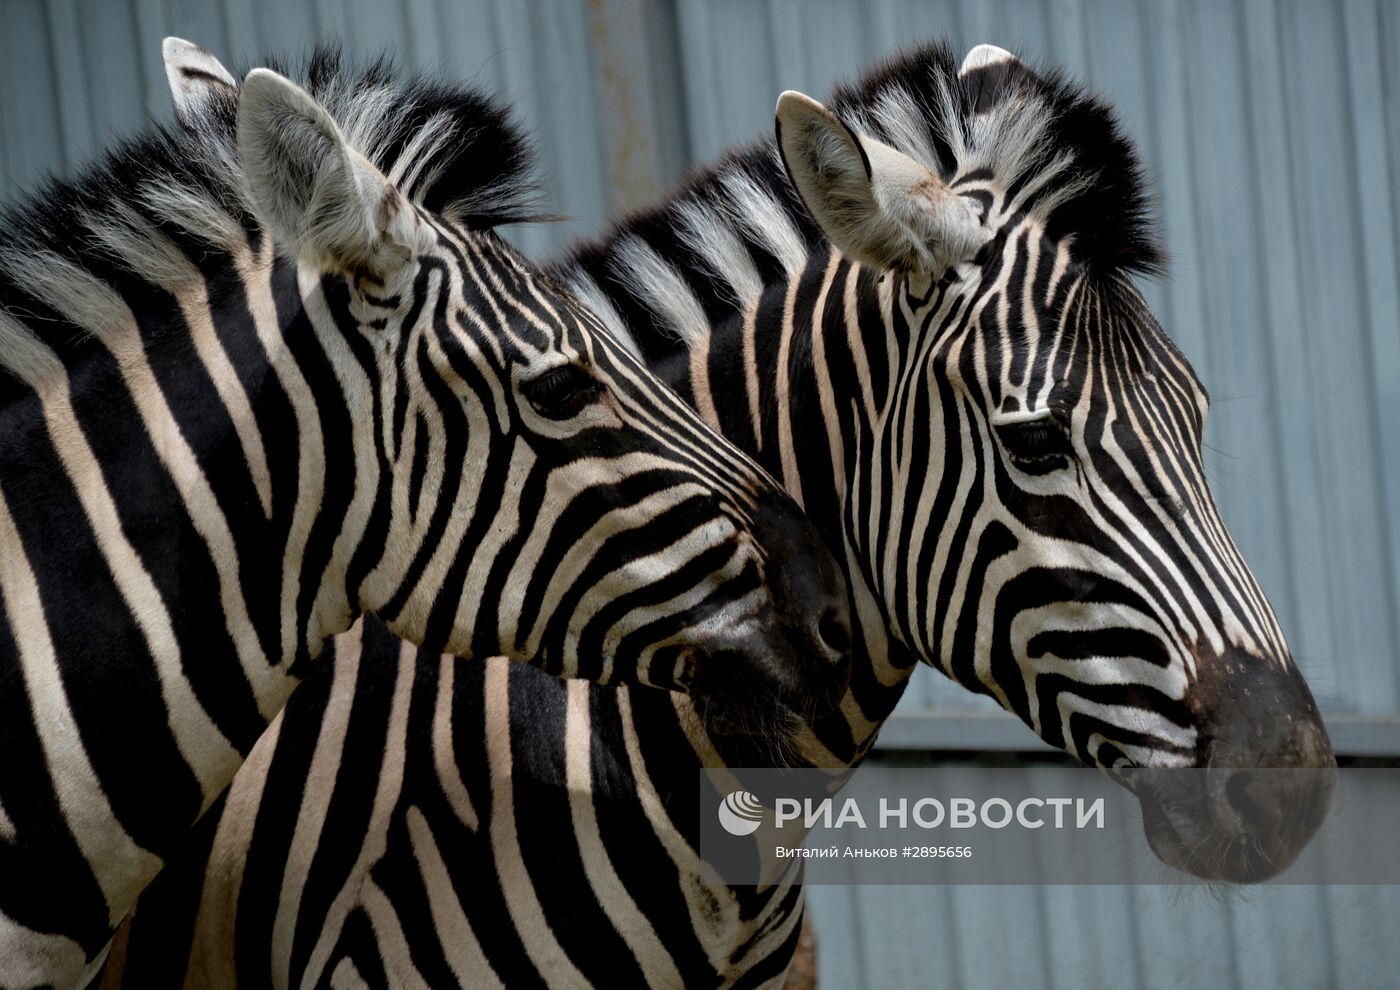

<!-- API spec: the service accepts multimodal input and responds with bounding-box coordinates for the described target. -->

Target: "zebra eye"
[995,418,1074,464]
[522,364,602,419]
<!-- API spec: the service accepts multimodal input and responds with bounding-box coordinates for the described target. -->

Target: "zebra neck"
[559,232,924,761]
[0,245,385,948]
[658,251,920,765]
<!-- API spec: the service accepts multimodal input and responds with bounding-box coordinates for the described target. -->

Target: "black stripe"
[0,382,203,859]
[504,663,652,989]
[0,569,111,952]
[113,792,225,987]
[234,654,334,985]
[283,270,361,671]
[288,619,402,984]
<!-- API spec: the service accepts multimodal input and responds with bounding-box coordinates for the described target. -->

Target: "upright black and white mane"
[0,46,544,391]
[556,40,1164,361]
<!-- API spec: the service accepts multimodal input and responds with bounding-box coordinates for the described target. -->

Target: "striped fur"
[0,44,851,989]
[106,40,1334,987]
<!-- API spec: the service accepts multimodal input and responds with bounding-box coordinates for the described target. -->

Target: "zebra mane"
[0,46,544,387]
[552,40,1162,357]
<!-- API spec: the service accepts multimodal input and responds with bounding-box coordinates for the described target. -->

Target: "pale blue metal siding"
[1,2,1396,987]
[805,880,1400,990]
[0,0,617,257]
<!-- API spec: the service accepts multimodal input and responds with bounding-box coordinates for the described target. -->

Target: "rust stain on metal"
[587,0,660,212]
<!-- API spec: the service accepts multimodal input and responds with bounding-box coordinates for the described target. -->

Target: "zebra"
[102,40,1337,988]
[0,40,855,989]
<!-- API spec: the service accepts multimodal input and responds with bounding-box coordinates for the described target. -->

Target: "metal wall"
[0,0,630,257]
[1,1,1397,986]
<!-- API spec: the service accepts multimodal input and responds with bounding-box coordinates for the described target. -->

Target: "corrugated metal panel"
[806,880,1400,990]
[0,0,620,256]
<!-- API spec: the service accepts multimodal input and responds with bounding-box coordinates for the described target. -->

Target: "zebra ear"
[162,37,237,127]
[775,91,987,275]
[237,68,423,281]
[959,44,1036,114]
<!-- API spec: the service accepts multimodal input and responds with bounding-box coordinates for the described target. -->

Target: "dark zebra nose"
[748,493,853,715]
[1199,652,1335,880]
[689,493,852,725]
[1136,650,1336,882]
[1201,648,1335,768]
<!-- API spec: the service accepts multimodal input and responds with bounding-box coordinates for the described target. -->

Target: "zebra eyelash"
[521,363,604,419]
[992,410,1074,464]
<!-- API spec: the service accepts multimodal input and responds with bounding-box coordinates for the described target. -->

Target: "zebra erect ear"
[959,44,1038,115]
[775,90,987,275]
[162,37,237,127]
[237,68,423,282]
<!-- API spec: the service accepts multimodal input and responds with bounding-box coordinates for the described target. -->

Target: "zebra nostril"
[674,649,697,692]
[818,606,851,656]
[1206,766,1249,839]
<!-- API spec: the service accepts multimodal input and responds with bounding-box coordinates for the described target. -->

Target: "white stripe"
[609,236,712,344]
[270,629,369,982]
[329,957,371,990]
[302,638,417,986]
[185,700,286,984]
[406,804,505,988]
[622,691,744,972]
[741,300,764,451]
[0,493,163,927]
[989,407,1055,426]
[385,111,458,199]
[774,263,810,506]
[686,326,723,433]
[0,309,63,386]
[433,657,479,831]
[358,880,428,988]
[563,271,641,357]
[0,904,97,989]
[482,658,594,987]
[719,169,808,277]
[868,86,942,172]
[36,365,244,811]
[564,678,684,986]
[675,198,764,305]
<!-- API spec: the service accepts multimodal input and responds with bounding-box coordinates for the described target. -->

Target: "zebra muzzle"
[1131,651,1337,882]
[683,492,855,727]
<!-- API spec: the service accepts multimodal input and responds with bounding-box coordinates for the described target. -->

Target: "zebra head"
[160,41,850,724]
[775,44,1332,879]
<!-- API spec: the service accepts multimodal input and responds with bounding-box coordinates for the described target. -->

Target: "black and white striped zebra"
[104,40,1336,988]
[0,41,854,989]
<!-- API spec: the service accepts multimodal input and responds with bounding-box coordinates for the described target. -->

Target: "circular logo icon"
[718,790,765,836]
